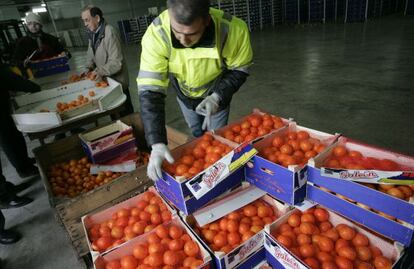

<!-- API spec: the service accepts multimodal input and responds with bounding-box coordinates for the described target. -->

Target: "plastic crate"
[29,55,70,78]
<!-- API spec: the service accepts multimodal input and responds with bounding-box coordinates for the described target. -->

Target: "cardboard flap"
[193,185,267,227]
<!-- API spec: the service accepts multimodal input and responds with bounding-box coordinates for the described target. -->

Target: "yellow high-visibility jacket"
[138,8,253,145]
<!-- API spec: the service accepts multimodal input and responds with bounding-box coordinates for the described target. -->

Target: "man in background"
[13,12,69,74]
[81,5,134,116]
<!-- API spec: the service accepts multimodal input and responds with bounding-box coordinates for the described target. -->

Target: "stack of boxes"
[80,109,414,268]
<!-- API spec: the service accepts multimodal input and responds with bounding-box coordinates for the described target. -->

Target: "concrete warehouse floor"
[0,15,413,268]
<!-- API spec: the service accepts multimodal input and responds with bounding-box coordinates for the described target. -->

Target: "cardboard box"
[264,206,404,269]
[214,109,290,144]
[182,185,290,269]
[12,77,123,132]
[246,123,339,205]
[307,137,414,246]
[93,217,212,269]
[79,120,136,164]
[82,187,176,260]
[156,133,257,215]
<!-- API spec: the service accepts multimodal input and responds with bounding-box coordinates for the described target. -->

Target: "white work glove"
[195,93,220,131]
[147,143,174,181]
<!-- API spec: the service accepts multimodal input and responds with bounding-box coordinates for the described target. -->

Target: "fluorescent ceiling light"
[41,3,46,6]
[32,7,47,13]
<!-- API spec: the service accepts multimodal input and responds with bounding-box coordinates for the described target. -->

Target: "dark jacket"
[13,31,65,68]
[0,64,40,113]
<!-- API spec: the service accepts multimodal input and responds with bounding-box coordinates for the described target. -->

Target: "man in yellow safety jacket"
[138,0,253,181]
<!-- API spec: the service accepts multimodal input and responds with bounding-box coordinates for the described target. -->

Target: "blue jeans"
[177,97,230,137]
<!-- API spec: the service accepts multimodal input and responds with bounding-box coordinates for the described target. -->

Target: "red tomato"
[105,260,121,269]
[314,208,329,222]
[184,240,200,257]
[96,236,113,250]
[120,255,138,269]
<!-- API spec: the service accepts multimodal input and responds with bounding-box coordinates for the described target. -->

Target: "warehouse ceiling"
[0,0,60,6]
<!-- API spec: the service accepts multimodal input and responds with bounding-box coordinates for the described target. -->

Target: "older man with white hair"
[13,12,68,70]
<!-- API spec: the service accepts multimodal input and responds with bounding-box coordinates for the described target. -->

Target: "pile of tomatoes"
[193,199,277,254]
[323,145,404,171]
[259,130,326,168]
[271,207,393,269]
[56,91,96,113]
[163,133,232,179]
[323,145,414,201]
[48,157,123,198]
[88,191,172,253]
[221,113,285,144]
[103,223,204,269]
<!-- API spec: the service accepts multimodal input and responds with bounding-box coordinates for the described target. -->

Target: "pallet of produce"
[82,187,175,259]
[214,109,290,144]
[183,184,290,269]
[93,217,212,269]
[265,206,404,269]
[307,136,414,246]
[156,133,257,215]
[246,122,339,205]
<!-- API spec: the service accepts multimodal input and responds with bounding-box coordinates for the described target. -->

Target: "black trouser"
[0,159,16,232]
[0,111,32,173]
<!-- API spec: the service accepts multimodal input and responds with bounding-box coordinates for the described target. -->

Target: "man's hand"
[195,93,220,130]
[147,143,174,181]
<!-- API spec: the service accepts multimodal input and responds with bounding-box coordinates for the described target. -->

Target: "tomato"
[386,188,405,199]
[373,256,392,269]
[314,208,329,222]
[184,240,200,257]
[379,159,399,171]
[168,239,184,251]
[190,259,204,269]
[301,213,316,223]
[120,255,138,269]
[163,250,179,266]
[155,225,169,239]
[300,140,314,152]
[335,238,350,252]
[352,233,369,247]
[319,222,333,232]
[299,222,316,235]
[276,234,293,248]
[214,233,228,248]
[132,221,145,235]
[325,228,339,241]
[169,225,184,239]
[296,233,311,245]
[337,246,357,261]
[241,231,255,242]
[288,214,301,227]
[147,253,164,267]
[356,262,374,269]
[356,246,372,262]
[317,252,334,263]
[321,261,338,269]
[115,216,129,227]
[183,256,197,268]
[337,224,356,240]
[176,164,190,176]
[96,236,113,250]
[272,136,285,148]
[370,246,383,258]
[318,236,334,252]
[227,232,241,246]
[299,244,316,258]
[333,146,348,158]
[147,233,161,244]
[133,243,148,259]
[297,131,310,140]
[280,144,294,155]
[111,226,124,239]
[304,257,320,269]
[136,200,149,210]
[335,256,353,269]
[226,219,239,233]
[243,205,258,217]
[105,260,121,269]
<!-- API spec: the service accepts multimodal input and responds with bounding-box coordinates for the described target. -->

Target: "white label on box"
[89,160,136,174]
[321,168,414,185]
[264,237,307,269]
[225,232,264,268]
[186,152,233,200]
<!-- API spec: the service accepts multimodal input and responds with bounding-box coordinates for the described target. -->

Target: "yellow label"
[229,148,258,172]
